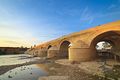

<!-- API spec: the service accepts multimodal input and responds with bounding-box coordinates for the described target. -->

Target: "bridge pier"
[47,46,59,58]
[69,47,97,62]
[37,49,47,57]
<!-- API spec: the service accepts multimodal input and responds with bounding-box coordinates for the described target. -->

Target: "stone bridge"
[27,21,120,62]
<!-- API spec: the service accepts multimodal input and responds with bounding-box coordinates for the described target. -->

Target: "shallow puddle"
[0,64,48,80]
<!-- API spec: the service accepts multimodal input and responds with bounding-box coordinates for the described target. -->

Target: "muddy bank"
[41,59,120,80]
[39,62,100,80]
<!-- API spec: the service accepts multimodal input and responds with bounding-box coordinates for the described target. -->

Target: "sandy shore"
[38,59,120,80]
[45,64,98,80]
[38,59,101,80]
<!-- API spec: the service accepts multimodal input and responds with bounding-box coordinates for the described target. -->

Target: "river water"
[0,54,48,80]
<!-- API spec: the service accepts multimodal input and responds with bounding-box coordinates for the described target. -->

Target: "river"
[0,54,48,80]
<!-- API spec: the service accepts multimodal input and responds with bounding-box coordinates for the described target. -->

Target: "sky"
[0,0,120,48]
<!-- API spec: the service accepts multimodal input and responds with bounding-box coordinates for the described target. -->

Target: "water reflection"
[0,54,49,80]
[0,54,39,66]
[36,64,49,72]
[0,64,48,80]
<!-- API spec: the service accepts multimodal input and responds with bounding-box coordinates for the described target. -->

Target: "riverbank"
[39,59,120,80]
[39,63,99,80]
[0,57,98,80]
[1,55,120,80]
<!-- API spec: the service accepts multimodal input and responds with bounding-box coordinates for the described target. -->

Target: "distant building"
[0,47,29,55]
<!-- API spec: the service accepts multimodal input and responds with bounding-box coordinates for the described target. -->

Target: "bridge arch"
[69,30,120,62]
[90,30,120,61]
[59,40,71,58]
[47,45,52,49]
[95,40,114,59]
[90,31,120,46]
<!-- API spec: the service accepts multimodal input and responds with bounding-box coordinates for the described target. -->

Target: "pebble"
[15,72,17,74]
[8,75,12,78]
[30,72,33,75]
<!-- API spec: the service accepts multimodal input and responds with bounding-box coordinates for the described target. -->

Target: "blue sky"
[0,0,120,47]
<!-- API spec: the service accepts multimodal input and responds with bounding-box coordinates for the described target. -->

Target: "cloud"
[107,2,120,11]
[79,3,120,24]
[56,8,81,17]
[0,37,34,47]
[2,40,20,44]
[81,7,89,16]
[79,5,120,24]
[80,7,94,24]
[0,39,21,47]
[0,23,35,47]
[97,11,120,18]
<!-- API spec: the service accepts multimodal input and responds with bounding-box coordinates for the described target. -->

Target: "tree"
[102,42,112,49]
